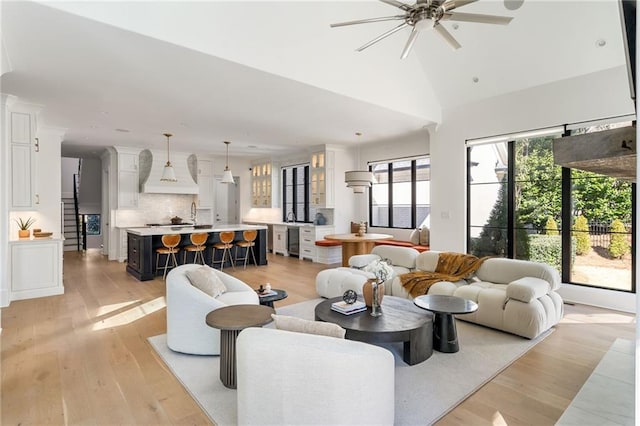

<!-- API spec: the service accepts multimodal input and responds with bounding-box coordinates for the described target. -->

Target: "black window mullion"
[507,141,515,258]
[411,160,417,228]
[388,163,394,227]
[304,165,310,223]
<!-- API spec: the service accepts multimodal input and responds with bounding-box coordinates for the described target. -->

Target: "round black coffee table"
[413,294,478,353]
[256,289,288,308]
[315,295,433,365]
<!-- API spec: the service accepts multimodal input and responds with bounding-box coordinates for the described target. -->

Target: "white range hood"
[139,149,199,194]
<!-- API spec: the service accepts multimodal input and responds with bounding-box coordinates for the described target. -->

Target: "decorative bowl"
[170,216,183,225]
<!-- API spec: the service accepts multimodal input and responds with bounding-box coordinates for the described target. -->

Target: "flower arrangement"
[363,259,394,283]
[14,216,36,230]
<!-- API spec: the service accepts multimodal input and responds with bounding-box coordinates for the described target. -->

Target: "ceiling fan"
[331,0,513,59]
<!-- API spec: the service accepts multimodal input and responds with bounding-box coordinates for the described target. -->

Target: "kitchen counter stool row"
[127,229,265,281]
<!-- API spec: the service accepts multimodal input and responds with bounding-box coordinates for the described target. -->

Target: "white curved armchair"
[166,264,259,355]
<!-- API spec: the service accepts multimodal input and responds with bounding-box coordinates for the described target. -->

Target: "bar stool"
[183,232,208,265]
[212,231,235,270]
[235,229,258,269]
[156,234,181,279]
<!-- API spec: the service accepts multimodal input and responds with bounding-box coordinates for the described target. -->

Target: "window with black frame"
[467,121,635,293]
[369,157,430,229]
[282,164,312,223]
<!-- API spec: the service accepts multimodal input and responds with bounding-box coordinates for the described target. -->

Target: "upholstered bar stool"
[183,232,208,265]
[212,231,235,270]
[235,229,258,269]
[156,234,181,279]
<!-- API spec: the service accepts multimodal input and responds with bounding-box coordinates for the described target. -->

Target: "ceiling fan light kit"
[331,0,513,59]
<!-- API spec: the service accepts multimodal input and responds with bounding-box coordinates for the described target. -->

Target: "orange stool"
[212,231,235,270]
[156,234,181,279]
[183,232,208,265]
[235,229,258,268]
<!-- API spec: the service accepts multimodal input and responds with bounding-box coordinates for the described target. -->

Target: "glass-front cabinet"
[251,160,276,208]
[310,149,334,208]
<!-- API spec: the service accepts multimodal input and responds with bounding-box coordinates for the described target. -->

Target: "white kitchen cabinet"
[10,239,63,301]
[9,109,39,209]
[116,149,139,209]
[197,159,214,209]
[310,149,335,208]
[299,225,335,261]
[273,224,288,256]
[251,160,278,208]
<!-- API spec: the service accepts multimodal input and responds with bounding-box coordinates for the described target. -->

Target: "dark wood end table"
[413,294,478,353]
[315,295,434,365]
[205,304,275,389]
[256,289,288,308]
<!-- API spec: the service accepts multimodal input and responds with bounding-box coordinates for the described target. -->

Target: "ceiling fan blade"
[434,23,461,50]
[357,22,409,51]
[400,27,420,59]
[379,0,412,12]
[439,0,478,12]
[330,15,406,28]
[443,11,513,25]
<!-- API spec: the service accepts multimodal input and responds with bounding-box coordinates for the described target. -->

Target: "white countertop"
[243,220,334,228]
[126,223,267,236]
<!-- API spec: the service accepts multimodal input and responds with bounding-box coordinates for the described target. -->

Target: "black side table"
[413,294,478,353]
[256,289,288,308]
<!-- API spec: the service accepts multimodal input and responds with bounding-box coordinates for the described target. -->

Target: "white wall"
[61,157,78,198]
[430,65,635,311]
[356,128,430,239]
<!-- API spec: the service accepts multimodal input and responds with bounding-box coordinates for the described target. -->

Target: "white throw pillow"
[185,266,227,298]
[419,227,430,246]
[409,228,420,245]
[271,314,346,339]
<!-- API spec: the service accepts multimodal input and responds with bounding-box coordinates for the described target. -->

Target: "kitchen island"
[126,224,268,281]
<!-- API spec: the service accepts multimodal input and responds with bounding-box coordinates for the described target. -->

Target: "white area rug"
[148,298,551,425]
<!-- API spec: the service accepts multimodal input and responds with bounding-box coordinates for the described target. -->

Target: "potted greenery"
[14,217,36,238]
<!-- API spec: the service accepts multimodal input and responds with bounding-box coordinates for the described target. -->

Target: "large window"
[282,164,311,223]
[370,157,430,229]
[468,122,635,292]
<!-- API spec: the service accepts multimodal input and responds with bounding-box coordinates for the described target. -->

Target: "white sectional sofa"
[316,246,563,339]
[315,245,420,298]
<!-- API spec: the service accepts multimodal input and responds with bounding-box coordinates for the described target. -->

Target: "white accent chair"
[236,327,395,426]
[166,264,259,355]
[315,245,420,298]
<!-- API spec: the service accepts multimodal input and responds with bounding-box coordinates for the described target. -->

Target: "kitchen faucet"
[191,201,197,224]
[286,211,296,223]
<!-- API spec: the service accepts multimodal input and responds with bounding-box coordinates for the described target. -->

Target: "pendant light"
[345,132,375,193]
[221,141,234,184]
[161,132,177,182]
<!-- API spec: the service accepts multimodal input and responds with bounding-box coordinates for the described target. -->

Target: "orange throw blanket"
[400,252,488,298]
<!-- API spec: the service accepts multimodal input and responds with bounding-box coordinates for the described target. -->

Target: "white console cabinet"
[10,239,64,301]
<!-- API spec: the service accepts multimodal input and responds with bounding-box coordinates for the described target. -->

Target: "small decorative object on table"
[14,216,36,239]
[357,221,367,237]
[331,299,366,315]
[342,289,358,305]
[362,259,393,315]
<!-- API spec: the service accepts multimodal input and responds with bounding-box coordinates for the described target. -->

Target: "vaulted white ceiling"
[0,1,629,158]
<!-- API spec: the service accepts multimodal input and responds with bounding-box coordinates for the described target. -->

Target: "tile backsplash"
[116,194,199,227]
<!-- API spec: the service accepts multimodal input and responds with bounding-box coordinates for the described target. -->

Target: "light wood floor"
[1,250,635,425]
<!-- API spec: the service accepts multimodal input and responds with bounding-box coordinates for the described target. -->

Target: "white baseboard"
[558,283,636,313]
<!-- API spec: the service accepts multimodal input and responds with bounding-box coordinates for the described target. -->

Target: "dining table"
[324,233,394,266]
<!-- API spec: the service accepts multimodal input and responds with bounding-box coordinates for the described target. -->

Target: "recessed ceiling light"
[100,111,109,115]
[504,0,524,11]
[115,128,130,133]
[596,39,607,48]
[355,132,362,136]
[452,23,459,30]
[472,76,479,83]
[247,145,258,149]
[179,122,188,127]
